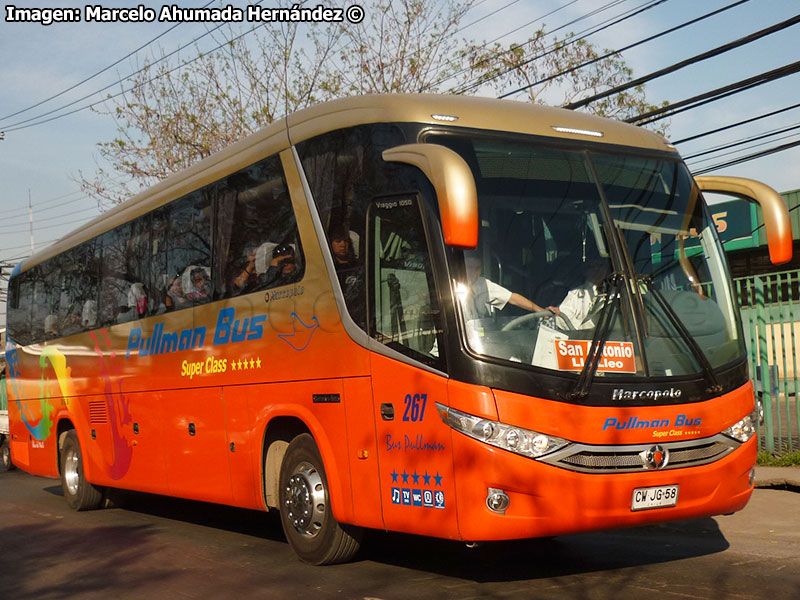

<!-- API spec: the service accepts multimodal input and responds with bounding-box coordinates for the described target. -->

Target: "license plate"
[631,485,679,511]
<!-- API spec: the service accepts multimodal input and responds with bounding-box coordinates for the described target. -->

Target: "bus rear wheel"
[60,430,104,511]
[278,433,362,565]
[1,438,14,471]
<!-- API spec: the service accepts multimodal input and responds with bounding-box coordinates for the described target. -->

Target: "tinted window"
[368,195,444,367]
[217,155,303,298]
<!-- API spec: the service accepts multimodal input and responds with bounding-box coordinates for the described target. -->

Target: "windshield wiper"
[569,272,625,401]
[638,275,722,395]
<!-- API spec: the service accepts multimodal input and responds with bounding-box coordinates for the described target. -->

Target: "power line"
[1,1,267,133]
[430,0,584,92]
[453,0,647,96]
[683,122,800,161]
[0,205,101,232]
[688,130,800,167]
[0,0,217,122]
[671,101,800,145]
[691,138,800,175]
[499,0,749,100]
[564,7,798,110]
[627,59,800,125]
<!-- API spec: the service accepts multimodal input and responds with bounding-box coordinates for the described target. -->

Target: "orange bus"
[5,94,792,564]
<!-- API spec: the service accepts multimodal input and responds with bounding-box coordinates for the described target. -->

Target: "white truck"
[0,367,12,471]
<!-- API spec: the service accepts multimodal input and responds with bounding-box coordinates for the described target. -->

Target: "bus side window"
[367,195,444,368]
[98,224,133,327]
[8,276,33,345]
[217,156,304,298]
[172,193,213,305]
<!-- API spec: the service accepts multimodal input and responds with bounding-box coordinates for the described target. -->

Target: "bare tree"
[78,1,667,206]
[461,30,668,127]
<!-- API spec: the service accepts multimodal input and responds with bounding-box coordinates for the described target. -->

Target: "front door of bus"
[367,195,459,539]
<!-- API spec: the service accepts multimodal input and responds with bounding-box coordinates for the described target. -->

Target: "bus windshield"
[430,134,745,379]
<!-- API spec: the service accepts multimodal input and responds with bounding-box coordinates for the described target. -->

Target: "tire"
[278,433,362,565]
[1,437,14,471]
[60,430,104,511]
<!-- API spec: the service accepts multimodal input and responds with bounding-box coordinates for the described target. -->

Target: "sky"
[1,0,799,322]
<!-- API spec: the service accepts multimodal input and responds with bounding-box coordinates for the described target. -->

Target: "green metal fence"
[735,269,800,454]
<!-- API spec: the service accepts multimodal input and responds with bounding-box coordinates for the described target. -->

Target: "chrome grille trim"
[538,434,740,474]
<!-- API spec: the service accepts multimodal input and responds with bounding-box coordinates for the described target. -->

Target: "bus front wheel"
[1,437,14,471]
[60,430,104,511]
[278,433,362,565]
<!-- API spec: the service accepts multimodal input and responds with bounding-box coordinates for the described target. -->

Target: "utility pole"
[28,189,35,254]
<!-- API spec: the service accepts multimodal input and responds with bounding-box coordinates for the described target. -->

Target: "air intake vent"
[88,401,108,424]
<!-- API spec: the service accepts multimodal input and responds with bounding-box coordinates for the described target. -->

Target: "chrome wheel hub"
[284,461,326,537]
[64,447,81,496]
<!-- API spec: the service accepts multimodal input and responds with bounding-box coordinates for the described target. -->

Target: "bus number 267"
[403,393,428,422]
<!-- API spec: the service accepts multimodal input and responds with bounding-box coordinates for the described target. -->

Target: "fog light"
[486,488,510,514]
[749,467,756,486]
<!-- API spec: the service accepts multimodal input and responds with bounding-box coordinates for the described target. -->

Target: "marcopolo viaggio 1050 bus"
[5,94,792,564]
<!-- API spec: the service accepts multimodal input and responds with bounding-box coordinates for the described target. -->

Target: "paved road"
[1,468,799,600]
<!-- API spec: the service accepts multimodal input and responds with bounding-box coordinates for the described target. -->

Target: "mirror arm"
[383,143,478,249]
[695,175,792,264]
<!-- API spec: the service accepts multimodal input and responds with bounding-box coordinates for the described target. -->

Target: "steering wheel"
[501,310,575,332]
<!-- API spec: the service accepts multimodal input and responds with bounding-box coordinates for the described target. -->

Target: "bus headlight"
[436,403,571,459]
[722,411,758,443]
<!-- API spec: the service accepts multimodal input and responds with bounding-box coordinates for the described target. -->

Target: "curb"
[754,466,800,492]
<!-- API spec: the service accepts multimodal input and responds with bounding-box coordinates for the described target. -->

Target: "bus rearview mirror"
[695,175,793,265]
[382,143,478,249]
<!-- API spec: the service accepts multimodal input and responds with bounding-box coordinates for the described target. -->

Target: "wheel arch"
[260,409,354,524]
[55,417,76,477]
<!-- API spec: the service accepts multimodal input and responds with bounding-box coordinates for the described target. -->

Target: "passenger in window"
[165,273,190,312]
[44,314,59,339]
[329,226,365,329]
[185,267,212,304]
[127,282,148,319]
[233,243,298,293]
[82,300,97,329]
[330,228,357,267]
[464,254,546,319]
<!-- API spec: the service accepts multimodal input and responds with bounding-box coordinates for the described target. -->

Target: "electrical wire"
[671,101,800,145]
[453,0,644,96]
[691,138,800,174]
[428,0,583,92]
[1,0,268,132]
[683,122,800,161]
[499,0,749,100]
[564,8,798,110]
[627,59,800,125]
[0,0,218,122]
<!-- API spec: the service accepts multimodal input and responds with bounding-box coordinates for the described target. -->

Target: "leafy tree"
[78,1,667,205]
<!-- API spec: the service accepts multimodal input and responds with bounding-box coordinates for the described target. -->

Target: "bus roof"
[19,94,675,272]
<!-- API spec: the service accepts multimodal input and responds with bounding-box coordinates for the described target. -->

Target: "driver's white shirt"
[470,277,513,318]
[558,281,600,329]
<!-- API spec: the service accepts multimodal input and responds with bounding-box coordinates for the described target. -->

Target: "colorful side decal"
[91,330,134,480]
